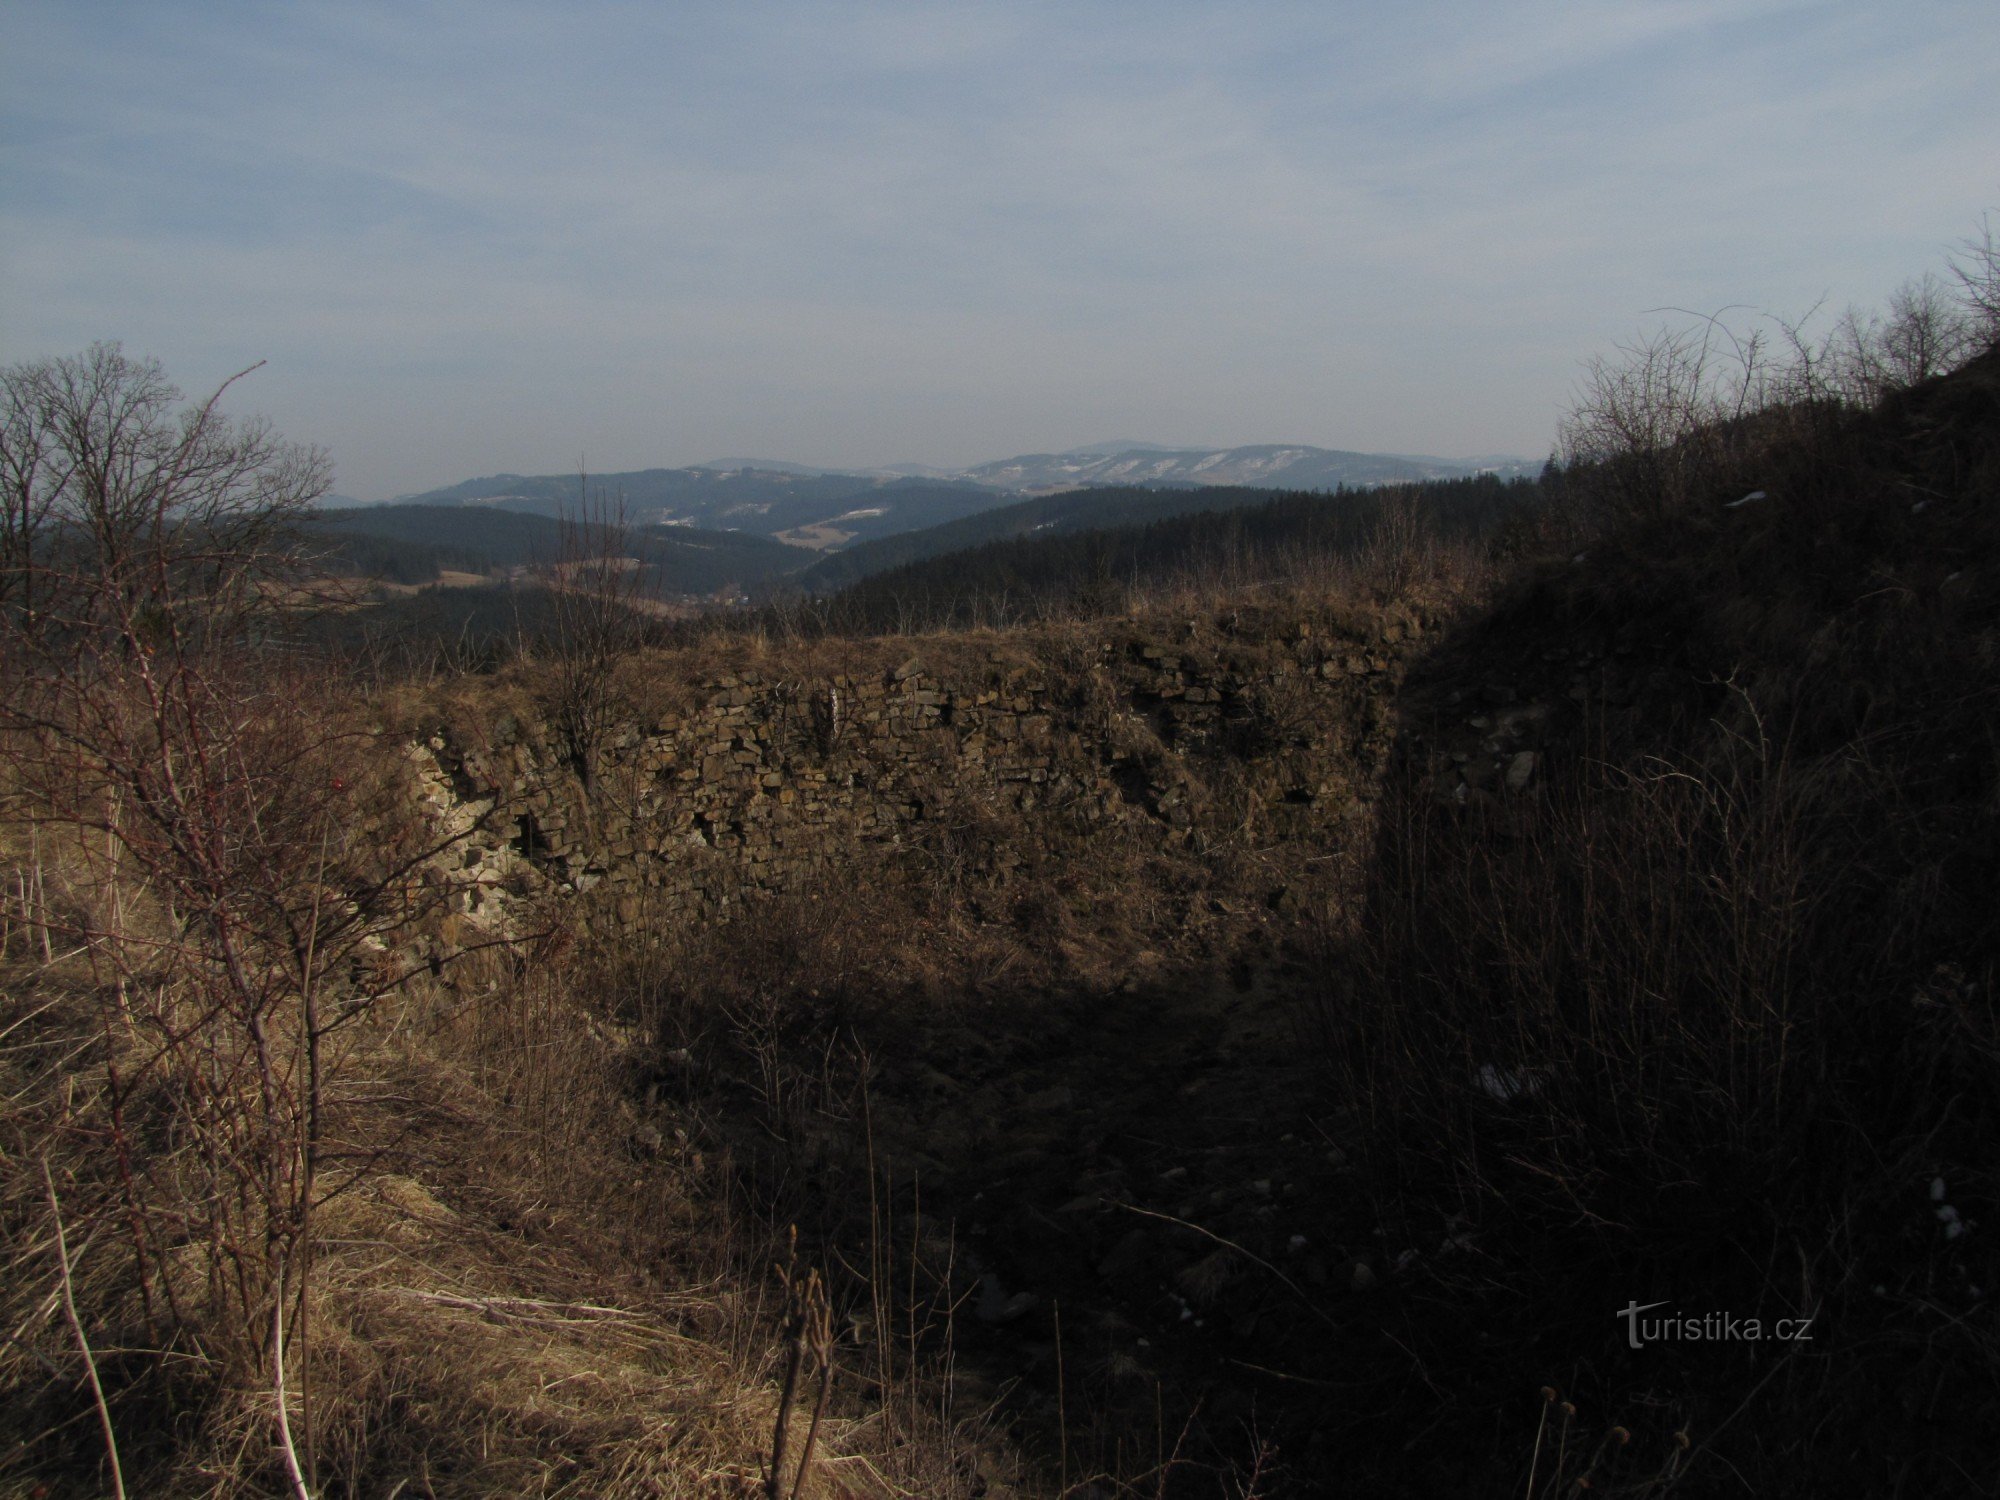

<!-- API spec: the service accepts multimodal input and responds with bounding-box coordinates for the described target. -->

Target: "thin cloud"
[4,1,1995,496]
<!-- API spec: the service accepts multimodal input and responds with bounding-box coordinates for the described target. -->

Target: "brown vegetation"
[4,245,1998,1497]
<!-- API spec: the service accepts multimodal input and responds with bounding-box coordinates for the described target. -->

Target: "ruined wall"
[405,608,1438,935]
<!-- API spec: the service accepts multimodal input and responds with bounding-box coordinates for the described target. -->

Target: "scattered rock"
[1097,1228,1155,1282]
[1477,1063,1546,1102]
[1505,750,1539,791]
[975,1274,1037,1324]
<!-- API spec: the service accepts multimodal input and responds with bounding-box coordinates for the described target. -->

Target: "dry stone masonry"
[401,609,1503,937]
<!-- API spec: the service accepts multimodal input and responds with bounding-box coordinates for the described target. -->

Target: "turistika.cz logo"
[1618,1301,1815,1350]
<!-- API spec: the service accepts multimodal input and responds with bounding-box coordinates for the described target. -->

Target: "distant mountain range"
[390,442,1533,553]
[955,444,1510,492]
[319,436,1541,604]
[392,469,1003,551]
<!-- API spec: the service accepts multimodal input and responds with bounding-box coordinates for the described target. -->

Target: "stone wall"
[406,608,1435,936]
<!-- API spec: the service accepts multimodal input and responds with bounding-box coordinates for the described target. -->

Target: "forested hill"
[311,505,803,595]
[815,475,1538,630]
[797,484,1298,592]
[313,504,568,578]
[393,468,1012,546]
[799,476,1533,595]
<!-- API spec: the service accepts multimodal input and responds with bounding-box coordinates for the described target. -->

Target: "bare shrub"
[1949,210,2000,340]
[1322,662,2000,1488]
[1829,272,1985,400]
[1557,316,1774,524]
[535,482,655,789]
[1560,219,1999,537]
[0,347,491,1491]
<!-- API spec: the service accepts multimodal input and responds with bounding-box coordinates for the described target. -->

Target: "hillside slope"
[7,323,1996,1499]
[813,473,1534,628]
[1308,346,2000,1490]
[314,504,806,594]
[397,468,1016,546]
[798,482,1337,591]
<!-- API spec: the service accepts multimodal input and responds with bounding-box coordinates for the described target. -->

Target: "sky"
[3,1,1996,500]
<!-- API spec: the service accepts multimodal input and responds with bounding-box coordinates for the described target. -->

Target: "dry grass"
[9,319,1992,1497]
[0,871,1016,1498]
[1292,344,2000,1493]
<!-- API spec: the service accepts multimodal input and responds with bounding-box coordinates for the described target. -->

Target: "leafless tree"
[1557,315,1770,521]
[1,342,327,650]
[536,475,653,789]
[1949,211,2000,341]
[1829,272,1984,400]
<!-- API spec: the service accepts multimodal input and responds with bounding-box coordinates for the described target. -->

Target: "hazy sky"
[4,1,1996,499]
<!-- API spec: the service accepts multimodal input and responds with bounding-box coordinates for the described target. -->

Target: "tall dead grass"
[1303,334,2000,1492]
